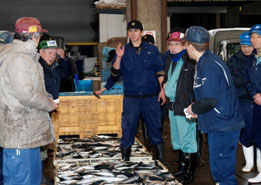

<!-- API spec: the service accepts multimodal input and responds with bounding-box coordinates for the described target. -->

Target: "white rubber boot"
[248,173,261,183]
[248,148,261,183]
[257,148,261,172]
[241,145,254,172]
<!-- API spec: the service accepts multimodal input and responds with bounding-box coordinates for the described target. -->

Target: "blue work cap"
[183,26,209,44]
[249,24,261,35]
[240,32,252,46]
[0,31,13,45]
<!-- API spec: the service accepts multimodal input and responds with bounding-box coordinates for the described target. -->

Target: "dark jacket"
[163,50,196,115]
[59,56,78,92]
[194,50,244,133]
[227,50,254,100]
[246,54,261,98]
[39,56,71,99]
[113,41,164,95]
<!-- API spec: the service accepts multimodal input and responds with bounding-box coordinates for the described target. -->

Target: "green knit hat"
[39,40,58,49]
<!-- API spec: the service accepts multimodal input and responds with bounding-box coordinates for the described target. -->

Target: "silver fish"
[57,180,78,184]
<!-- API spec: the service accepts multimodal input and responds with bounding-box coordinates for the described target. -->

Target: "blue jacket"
[194,50,244,133]
[246,55,261,98]
[39,56,71,99]
[227,50,254,100]
[116,41,164,95]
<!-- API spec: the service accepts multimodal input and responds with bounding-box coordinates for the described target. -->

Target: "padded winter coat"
[0,39,56,149]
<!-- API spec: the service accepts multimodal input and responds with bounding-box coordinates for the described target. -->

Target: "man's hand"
[95,88,106,96]
[116,43,124,58]
[57,48,65,59]
[186,104,197,119]
[49,98,58,110]
[254,93,261,105]
[112,43,124,70]
[158,89,166,105]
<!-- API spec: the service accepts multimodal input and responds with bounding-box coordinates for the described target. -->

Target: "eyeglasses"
[168,42,184,46]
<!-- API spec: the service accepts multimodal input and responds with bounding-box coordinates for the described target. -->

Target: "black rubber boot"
[173,151,185,177]
[180,153,194,184]
[155,144,168,165]
[196,130,205,167]
[120,145,131,161]
[172,150,182,165]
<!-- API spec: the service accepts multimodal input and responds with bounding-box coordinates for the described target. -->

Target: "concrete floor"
[147,120,260,185]
[42,120,261,185]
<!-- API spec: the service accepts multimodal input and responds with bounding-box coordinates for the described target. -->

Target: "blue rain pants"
[3,148,42,185]
[208,130,240,185]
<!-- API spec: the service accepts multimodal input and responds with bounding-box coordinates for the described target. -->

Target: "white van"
[209,28,250,61]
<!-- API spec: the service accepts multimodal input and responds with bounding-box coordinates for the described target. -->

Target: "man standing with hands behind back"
[112,20,166,162]
[0,17,57,185]
[185,26,244,185]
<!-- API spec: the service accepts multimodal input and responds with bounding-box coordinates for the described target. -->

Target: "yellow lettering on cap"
[28,26,37,33]
[131,22,135,26]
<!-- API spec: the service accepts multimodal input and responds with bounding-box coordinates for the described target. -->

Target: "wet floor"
[42,119,260,185]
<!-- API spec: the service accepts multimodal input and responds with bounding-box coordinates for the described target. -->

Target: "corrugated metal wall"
[0,0,98,43]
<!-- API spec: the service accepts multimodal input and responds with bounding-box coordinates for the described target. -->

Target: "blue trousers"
[121,96,163,147]
[208,130,240,185]
[3,148,42,185]
[239,100,254,147]
[254,104,261,149]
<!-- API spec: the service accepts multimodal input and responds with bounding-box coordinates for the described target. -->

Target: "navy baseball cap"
[127,20,143,31]
[183,26,209,44]
[249,24,261,35]
[142,34,155,44]
[240,32,252,46]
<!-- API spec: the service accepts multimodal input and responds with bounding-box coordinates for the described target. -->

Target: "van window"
[227,43,241,61]
[217,43,224,60]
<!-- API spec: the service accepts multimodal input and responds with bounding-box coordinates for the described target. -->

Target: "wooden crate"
[54,160,179,185]
[53,137,153,166]
[52,95,123,139]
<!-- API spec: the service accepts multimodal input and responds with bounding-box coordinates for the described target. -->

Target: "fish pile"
[56,160,181,185]
[55,135,152,162]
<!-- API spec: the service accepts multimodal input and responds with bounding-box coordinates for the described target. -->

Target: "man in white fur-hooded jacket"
[0,17,57,185]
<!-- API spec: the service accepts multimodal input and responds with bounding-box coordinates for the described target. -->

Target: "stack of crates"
[53,135,181,185]
[54,160,180,185]
[52,93,123,139]
[53,136,153,165]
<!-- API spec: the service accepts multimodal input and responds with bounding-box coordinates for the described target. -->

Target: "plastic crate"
[52,94,123,139]
[59,92,93,96]
[75,80,93,91]
[102,82,124,95]
[101,68,110,82]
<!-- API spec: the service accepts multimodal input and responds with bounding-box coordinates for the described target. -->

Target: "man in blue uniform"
[112,20,166,162]
[185,26,244,185]
[227,32,255,173]
[246,24,261,183]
